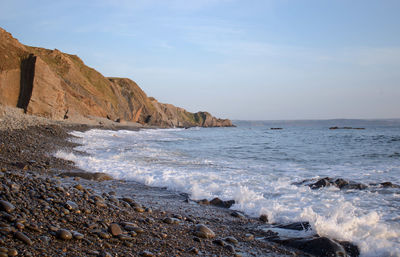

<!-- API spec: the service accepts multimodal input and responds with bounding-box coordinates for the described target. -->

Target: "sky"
[1,0,399,120]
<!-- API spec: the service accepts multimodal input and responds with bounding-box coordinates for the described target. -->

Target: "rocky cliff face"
[0,28,233,127]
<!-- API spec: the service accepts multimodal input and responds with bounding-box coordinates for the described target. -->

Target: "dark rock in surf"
[276,222,311,231]
[309,177,332,189]
[274,237,349,257]
[341,182,367,190]
[339,241,360,257]
[209,198,235,208]
[197,199,210,205]
[308,177,368,190]
[333,178,349,189]
[259,214,268,223]
[378,182,400,188]
[329,127,365,130]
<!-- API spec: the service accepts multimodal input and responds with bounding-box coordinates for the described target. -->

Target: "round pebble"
[0,200,15,213]
[193,224,215,239]
[56,229,73,240]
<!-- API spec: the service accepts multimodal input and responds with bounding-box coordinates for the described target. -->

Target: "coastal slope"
[0,28,233,128]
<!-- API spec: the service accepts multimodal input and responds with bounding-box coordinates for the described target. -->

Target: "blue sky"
[1,0,399,120]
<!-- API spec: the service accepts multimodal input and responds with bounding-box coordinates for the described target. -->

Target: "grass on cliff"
[28,46,119,108]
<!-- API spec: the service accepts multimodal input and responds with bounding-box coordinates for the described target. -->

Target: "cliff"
[0,28,233,128]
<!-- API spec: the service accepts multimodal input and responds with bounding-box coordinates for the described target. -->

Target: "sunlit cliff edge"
[0,28,233,128]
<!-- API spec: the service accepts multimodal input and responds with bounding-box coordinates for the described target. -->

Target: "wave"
[55,128,400,257]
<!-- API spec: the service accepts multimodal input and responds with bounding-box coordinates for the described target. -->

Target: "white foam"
[55,128,400,257]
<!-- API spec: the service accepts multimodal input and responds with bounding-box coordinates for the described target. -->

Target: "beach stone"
[124,225,138,231]
[39,236,50,244]
[231,211,245,219]
[57,229,73,240]
[73,184,84,191]
[140,251,155,257]
[276,237,346,257]
[225,244,235,253]
[244,233,254,241]
[0,225,13,234]
[109,223,123,236]
[163,217,180,224]
[172,214,183,220]
[209,197,235,208]
[95,201,107,208]
[72,231,84,239]
[65,200,78,210]
[8,249,18,256]
[144,217,154,223]
[193,224,215,239]
[121,197,135,205]
[213,239,226,246]
[187,247,199,254]
[130,227,144,234]
[100,251,112,257]
[134,207,145,213]
[0,200,15,213]
[87,250,100,255]
[98,231,112,239]
[121,221,136,227]
[224,236,239,245]
[90,194,105,202]
[15,222,24,230]
[92,173,113,181]
[14,231,33,245]
[117,234,134,241]
[124,241,134,247]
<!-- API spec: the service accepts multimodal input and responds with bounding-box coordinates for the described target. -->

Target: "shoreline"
[0,109,307,256]
[0,108,361,257]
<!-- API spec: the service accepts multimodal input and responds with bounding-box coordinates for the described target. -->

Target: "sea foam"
[55,127,400,257]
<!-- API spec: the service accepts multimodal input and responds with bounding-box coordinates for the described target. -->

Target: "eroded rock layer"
[0,28,233,128]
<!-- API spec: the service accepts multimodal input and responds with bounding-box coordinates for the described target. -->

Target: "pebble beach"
[0,107,306,257]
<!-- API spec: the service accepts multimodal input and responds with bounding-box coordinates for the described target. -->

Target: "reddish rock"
[0,27,233,128]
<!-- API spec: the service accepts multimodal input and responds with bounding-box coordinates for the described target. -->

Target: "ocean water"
[56,120,400,256]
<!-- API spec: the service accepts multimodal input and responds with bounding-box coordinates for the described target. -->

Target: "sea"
[56,119,400,257]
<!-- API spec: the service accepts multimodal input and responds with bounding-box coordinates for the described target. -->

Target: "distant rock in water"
[329,127,365,130]
[0,27,233,128]
[300,177,400,191]
[270,128,283,130]
[296,177,369,190]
